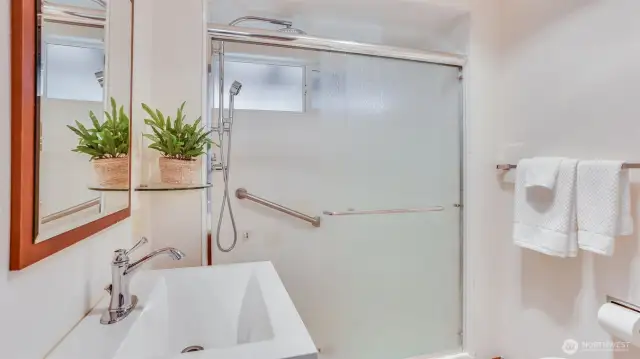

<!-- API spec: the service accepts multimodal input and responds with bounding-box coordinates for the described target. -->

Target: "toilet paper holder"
[607,295,640,313]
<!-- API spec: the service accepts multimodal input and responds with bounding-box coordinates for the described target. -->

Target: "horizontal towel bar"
[41,197,101,224]
[323,207,445,216]
[236,188,321,227]
[497,163,640,170]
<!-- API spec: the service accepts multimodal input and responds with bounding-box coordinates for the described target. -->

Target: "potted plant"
[67,98,129,187]
[142,102,214,185]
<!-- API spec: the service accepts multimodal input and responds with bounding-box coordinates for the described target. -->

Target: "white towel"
[525,157,565,189]
[513,158,578,258]
[577,161,633,256]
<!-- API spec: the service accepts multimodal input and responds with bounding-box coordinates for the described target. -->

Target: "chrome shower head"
[277,25,306,35]
[230,81,243,96]
[229,16,291,27]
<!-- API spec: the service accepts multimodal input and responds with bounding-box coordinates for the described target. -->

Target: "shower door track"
[207,23,466,67]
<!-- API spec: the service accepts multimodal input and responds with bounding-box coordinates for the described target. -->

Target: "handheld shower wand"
[216,81,242,253]
[213,16,303,254]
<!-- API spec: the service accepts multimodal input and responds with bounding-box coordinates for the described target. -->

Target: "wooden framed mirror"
[11,0,133,270]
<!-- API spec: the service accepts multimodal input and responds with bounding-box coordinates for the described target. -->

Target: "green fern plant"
[142,102,216,161]
[67,98,130,160]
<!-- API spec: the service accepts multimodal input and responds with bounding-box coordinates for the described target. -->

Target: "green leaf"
[89,111,101,131]
[143,134,160,143]
[142,103,160,125]
[73,146,103,157]
[148,144,167,155]
[192,117,201,130]
[104,110,113,124]
[111,97,118,130]
[175,105,184,133]
[67,125,87,140]
[68,98,129,159]
[156,109,166,129]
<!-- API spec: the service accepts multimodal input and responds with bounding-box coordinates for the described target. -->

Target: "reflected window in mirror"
[43,41,105,101]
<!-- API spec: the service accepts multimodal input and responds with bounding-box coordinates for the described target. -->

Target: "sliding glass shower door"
[210,41,462,359]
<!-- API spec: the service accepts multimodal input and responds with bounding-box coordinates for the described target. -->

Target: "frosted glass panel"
[214,61,304,112]
[45,44,104,102]
[211,44,461,359]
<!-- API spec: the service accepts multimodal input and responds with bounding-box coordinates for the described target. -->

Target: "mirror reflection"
[36,0,132,242]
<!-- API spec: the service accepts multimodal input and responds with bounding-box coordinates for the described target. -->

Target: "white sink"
[48,262,317,359]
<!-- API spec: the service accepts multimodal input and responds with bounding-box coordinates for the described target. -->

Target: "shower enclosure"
[207,23,464,359]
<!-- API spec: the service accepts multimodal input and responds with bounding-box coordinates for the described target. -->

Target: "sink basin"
[48,262,317,359]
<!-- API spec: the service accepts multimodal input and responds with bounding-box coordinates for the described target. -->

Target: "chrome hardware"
[207,24,465,67]
[323,207,445,216]
[210,154,227,172]
[181,346,205,353]
[211,163,226,171]
[101,237,185,324]
[497,163,640,170]
[236,188,321,227]
[125,237,148,256]
[41,197,102,224]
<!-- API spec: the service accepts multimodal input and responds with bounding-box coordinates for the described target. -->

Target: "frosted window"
[214,61,304,112]
[45,44,104,102]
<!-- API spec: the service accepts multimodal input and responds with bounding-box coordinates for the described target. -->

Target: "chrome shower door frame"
[205,22,469,356]
[207,23,466,67]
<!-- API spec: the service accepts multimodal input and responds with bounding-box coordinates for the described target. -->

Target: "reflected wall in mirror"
[10,0,133,268]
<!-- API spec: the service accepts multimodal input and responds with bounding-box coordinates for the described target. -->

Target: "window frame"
[41,34,105,102]
[213,54,308,113]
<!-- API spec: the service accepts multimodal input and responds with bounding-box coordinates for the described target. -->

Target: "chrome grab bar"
[41,197,102,224]
[323,206,445,216]
[235,188,321,227]
[40,2,106,27]
[497,163,640,170]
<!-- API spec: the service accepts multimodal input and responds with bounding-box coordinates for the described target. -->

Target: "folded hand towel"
[513,158,578,258]
[577,161,633,256]
[525,157,565,189]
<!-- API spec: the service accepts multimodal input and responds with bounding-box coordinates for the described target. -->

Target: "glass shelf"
[135,183,212,192]
[88,186,129,192]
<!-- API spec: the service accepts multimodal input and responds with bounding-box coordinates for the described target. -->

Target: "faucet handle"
[125,237,149,256]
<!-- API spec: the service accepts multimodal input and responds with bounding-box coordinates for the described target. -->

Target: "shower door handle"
[322,207,445,216]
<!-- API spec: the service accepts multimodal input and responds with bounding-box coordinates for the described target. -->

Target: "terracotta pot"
[159,157,199,185]
[92,157,129,187]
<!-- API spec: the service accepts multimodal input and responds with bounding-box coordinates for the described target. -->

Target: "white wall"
[132,0,207,268]
[105,0,132,110]
[0,1,133,357]
[208,0,469,55]
[479,1,640,358]
[462,1,504,358]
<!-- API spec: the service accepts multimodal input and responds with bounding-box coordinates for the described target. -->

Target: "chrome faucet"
[100,237,185,324]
